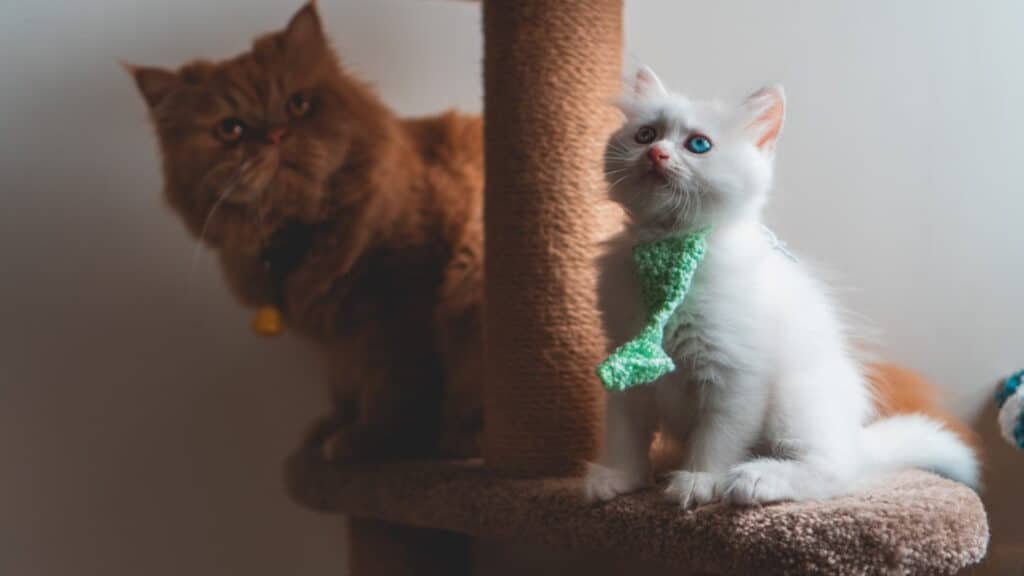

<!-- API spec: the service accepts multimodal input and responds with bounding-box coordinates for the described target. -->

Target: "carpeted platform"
[287,456,989,575]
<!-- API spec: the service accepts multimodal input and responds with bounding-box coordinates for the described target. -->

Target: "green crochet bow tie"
[597,228,709,392]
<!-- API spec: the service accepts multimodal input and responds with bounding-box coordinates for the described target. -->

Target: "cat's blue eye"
[684,134,712,154]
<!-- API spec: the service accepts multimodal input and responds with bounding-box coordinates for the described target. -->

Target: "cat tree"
[288,0,990,573]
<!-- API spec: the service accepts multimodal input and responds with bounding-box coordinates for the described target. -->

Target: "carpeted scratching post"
[482,0,622,474]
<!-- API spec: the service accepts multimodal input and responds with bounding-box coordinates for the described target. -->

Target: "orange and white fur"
[585,67,978,507]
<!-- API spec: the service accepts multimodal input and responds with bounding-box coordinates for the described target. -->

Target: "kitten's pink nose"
[265,127,288,145]
[647,146,670,168]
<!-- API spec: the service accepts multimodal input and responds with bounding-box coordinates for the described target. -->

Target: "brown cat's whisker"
[186,178,242,290]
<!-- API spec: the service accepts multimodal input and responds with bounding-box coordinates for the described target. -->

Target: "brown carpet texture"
[481,0,623,474]
[289,457,988,575]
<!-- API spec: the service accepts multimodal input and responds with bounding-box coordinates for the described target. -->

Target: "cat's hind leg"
[717,357,868,505]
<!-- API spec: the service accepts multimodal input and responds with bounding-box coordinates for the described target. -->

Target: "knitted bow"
[597,229,709,391]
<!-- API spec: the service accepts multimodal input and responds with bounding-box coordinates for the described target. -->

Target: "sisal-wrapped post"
[482,0,623,474]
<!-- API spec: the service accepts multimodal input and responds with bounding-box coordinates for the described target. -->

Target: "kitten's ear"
[742,85,786,152]
[633,66,668,98]
[283,1,327,54]
[126,64,179,109]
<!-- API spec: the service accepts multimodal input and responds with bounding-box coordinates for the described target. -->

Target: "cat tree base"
[290,459,988,575]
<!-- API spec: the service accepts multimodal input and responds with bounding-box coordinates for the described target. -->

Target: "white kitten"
[585,67,978,507]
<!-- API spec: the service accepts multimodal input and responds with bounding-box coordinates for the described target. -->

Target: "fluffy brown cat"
[129,3,484,475]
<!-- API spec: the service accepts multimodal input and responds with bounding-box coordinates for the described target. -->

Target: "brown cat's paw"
[283,412,362,511]
[284,416,340,511]
[283,441,336,512]
[301,412,363,462]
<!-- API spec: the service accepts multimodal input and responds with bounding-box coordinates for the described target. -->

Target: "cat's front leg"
[664,374,765,509]
[283,409,357,510]
[585,387,656,501]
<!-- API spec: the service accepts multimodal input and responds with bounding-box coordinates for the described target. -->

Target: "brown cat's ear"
[126,64,179,109]
[283,2,327,55]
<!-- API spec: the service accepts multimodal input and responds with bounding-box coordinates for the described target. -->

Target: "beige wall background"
[1,1,1020,574]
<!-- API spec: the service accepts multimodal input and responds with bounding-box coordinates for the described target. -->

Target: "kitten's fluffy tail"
[860,414,980,488]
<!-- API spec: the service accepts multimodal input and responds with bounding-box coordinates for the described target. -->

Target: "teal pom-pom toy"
[996,369,1024,450]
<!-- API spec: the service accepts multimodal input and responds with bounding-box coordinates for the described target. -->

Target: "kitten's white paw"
[583,463,646,502]
[719,461,794,506]
[664,470,719,509]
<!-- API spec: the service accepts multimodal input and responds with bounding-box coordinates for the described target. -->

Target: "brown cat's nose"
[265,127,288,145]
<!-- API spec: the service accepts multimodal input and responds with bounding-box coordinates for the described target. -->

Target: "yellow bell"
[251,306,284,336]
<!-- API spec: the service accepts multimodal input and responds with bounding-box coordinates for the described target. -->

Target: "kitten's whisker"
[606,143,631,158]
[672,189,686,227]
[608,173,631,190]
[604,156,633,165]
[693,186,704,226]
[603,167,631,179]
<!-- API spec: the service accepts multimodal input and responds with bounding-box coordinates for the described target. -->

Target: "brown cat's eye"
[216,118,246,143]
[287,92,312,118]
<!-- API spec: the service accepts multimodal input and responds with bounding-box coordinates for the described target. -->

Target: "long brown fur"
[866,363,980,452]
[130,3,484,463]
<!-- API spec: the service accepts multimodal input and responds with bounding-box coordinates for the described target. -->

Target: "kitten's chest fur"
[599,226,773,385]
